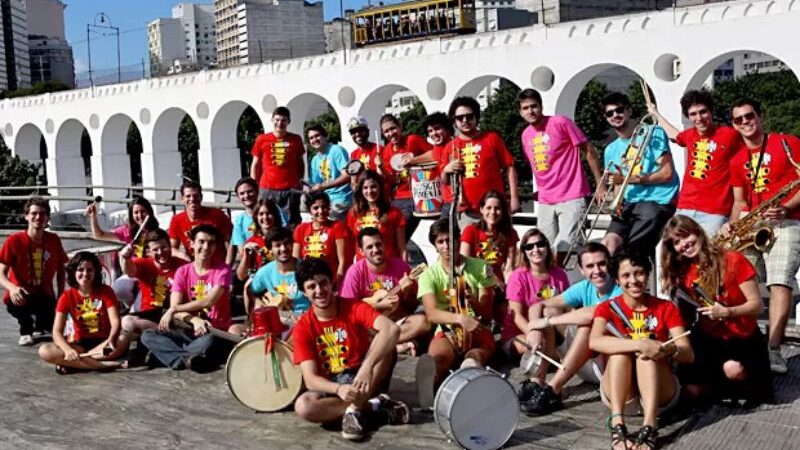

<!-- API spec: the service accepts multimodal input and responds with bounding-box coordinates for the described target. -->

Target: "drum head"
[519,350,541,375]
[390,154,407,171]
[434,368,519,450]
[345,159,364,176]
[225,337,303,412]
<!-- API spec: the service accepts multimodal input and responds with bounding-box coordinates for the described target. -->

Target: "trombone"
[608,112,657,217]
[563,160,615,270]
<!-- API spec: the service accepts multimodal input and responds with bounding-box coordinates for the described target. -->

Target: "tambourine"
[346,159,365,176]
[390,154,408,171]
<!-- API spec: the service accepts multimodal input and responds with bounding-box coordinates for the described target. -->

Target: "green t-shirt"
[417,257,496,314]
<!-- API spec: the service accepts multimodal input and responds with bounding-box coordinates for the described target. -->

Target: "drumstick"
[512,337,565,370]
[661,330,691,347]
[130,214,150,244]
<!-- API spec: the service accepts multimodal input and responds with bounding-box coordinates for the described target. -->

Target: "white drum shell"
[433,368,519,450]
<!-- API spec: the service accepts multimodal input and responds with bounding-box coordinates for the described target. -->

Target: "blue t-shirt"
[561,279,622,309]
[310,143,353,208]
[231,212,255,246]
[603,125,679,205]
[250,260,310,314]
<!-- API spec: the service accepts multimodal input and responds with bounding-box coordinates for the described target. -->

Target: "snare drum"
[410,163,443,217]
[433,367,519,450]
[225,336,303,412]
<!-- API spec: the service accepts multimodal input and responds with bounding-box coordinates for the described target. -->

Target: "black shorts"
[677,329,773,404]
[606,201,675,254]
[128,309,163,323]
[74,338,107,351]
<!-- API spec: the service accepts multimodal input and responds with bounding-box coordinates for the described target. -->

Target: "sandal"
[609,423,630,450]
[634,425,658,450]
[55,365,77,375]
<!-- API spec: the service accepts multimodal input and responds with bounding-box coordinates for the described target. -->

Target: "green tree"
[574,80,611,146]
[127,123,143,186]
[711,70,800,134]
[0,80,70,99]
[179,116,200,183]
[481,83,528,184]
[303,107,342,162]
[399,100,427,137]
[237,106,264,177]
[0,137,40,225]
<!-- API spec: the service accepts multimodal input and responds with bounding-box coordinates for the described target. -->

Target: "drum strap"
[264,334,284,389]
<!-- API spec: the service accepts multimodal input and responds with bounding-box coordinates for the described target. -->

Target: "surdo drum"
[434,367,519,450]
[409,162,443,217]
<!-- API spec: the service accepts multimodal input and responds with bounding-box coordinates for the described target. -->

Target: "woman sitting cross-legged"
[589,249,693,450]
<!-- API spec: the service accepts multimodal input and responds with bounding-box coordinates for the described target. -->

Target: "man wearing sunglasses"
[647,90,741,236]
[726,97,800,375]
[520,242,622,416]
[443,96,520,228]
[601,93,679,257]
[517,88,604,264]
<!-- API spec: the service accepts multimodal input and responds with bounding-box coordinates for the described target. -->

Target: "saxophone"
[712,138,800,253]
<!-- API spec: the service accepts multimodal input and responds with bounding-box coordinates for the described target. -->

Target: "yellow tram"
[352,0,476,47]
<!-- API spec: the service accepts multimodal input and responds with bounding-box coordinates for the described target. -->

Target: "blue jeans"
[674,209,728,237]
[140,329,216,369]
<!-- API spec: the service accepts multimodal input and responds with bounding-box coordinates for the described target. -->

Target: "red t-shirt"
[168,207,233,262]
[251,132,306,190]
[56,285,118,342]
[594,294,684,342]
[460,224,519,282]
[680,251,758,340]
[675,125,741,215]
[444,132,515,213]
[0,231,68,304]
[381,134,432,200]
[431,143,454,203]
[351,142,381,172]
[346,206,407,260]
[729,133,800,220]
[293,221,351,272]
[131,257,185,312]
[292,299,381,377]
[243,234,273,269]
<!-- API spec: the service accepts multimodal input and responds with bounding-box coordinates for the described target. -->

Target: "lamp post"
[86,12,121,87]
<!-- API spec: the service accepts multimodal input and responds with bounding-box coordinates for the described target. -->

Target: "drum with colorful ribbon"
[409,162,443,217]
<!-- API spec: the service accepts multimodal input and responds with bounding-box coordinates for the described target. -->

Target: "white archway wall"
[49,119,90,210]
[143,108,191,204]
[94,114,134,207]
[13,123,45,163]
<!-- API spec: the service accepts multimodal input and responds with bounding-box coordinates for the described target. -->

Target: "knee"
[139,329,157,346]
[38,343,60,363]
[294,394,317,421]
[121,316,136,333]
[722,360,747,381]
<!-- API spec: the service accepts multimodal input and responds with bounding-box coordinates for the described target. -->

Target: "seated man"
[340,227,429,354]
[416,218,495,407]
[141,225,241,372]
[292,257,409,441]
[117,228,187,360]
[522,242,622,415]
[246,227,310,322]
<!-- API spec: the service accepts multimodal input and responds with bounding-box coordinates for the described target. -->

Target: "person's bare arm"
[581,141,604,188]
[507,166,520,213]
[85,204,119,241]
[0,263,25,304]
[170,238,191,262]
[118,245,138,278]
[729,186,748,223]
[250,156,261,181]
[630,152,675,185]
[647,104,681,141]
[55,266,66,298]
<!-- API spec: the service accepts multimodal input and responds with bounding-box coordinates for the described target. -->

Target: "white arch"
[210,100,262,149]
[100,113,135,156]
[54,118,87,159]
[357,84,418,133]
[152,107,192,155]
[13,123,45,162]
[685,48,798,92]
[286,92,338,136]
[554,63,646,116]
[95,113,136,198]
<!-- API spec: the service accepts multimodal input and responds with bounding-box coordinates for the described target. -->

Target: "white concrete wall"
[0,0,798,212]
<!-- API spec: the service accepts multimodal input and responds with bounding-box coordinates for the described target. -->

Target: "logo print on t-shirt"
[369,277,394,294]
[536,284,556,300]
[461,143,481,179]
[152,276,171,308]
[623,145,643,177]
[271,140,289,166]
[627,311,658,340]
[304,231,328,258]
[30,248,49,286]
[358,211,382,231]
[477,237,501,265]
[690,139,716,180]
[358,153,370,166]
[745,152,771,193]
[320,157,331,181]
[78,296,103,335]
[317,325,349,374]
[530,134,550,172]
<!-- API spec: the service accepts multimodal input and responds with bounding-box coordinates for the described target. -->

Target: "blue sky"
[63,1,387,74]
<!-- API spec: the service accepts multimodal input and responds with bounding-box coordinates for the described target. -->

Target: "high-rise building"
[25,0,73,88]
[147,18,184,76]
[324,16,352,53]
[0,0,31,92]
[172,3,216,69]
[215,0,324,69]
[475,0,535,33]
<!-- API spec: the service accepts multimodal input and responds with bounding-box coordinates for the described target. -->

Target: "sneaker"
[377,394,411,425]
[415,354,436,410]
[18,334,34,346]
[520,384,563,416]
[769,347,788,374]
[186,354,216,373]
[518,380,544,403]
[341,408,365,441]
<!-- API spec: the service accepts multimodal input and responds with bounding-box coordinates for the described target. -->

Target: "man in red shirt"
[348,116,384,175]
[725,97,800,375]
[649,90,742,235]
[117,228,186,359]
[442,97,520,229]
[168,181,232,264]
[380,114,432,235]
[0,197,68,346]
[292,257,408,441]
[250,106,306,227]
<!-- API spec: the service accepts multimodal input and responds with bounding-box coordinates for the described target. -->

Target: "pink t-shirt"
[112,225,132,242]
[171,263,232,330]
[339,258,412,301]
[521,116,590,205]
[501,266,570,340]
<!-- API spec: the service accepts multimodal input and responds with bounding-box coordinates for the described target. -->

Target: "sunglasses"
[604,106,626,118]
[523,241,549,251]
[454,113,476,122]
[732,111,757,125]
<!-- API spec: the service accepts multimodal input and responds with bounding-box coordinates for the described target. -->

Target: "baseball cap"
[347,116,369,131]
